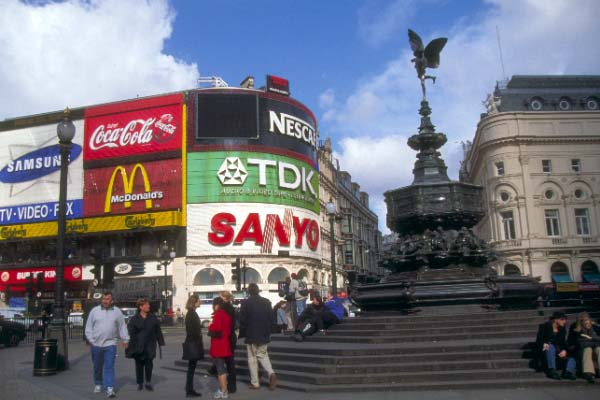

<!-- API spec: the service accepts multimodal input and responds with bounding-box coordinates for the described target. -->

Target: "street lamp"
[325,198,337,297]
[50,108,75,371]
[160,241,176,314]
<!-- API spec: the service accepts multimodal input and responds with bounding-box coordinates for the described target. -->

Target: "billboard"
[84,159,182,217]
[0,120,84,225]
[0,210,183,241]
[187,151,319,213]
[187,203,320,259]
[84,94,182,162]
[0,266,83,285]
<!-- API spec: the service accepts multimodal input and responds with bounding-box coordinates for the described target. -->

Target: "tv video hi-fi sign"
[0,120,84,226]
[187,203,321,259]
[187,150,319,213]
[84,93,183,162]
[84,159,182,217]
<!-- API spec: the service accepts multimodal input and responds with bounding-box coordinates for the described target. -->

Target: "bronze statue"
[408,29,447,101]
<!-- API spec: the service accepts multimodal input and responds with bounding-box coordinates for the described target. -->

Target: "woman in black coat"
[183,295,204,397]
[127,298,165,391]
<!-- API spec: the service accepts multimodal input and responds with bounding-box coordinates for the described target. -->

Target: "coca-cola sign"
[84,94,182,161]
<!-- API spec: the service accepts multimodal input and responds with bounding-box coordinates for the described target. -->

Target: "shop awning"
[552,274,573,283]
[583,273,600,284]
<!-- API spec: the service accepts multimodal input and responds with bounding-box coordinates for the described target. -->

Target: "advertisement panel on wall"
[0,265,83,285]
[84,94,183,162]
[193,91,318,162]
[84,159,182,217]
[0,121,84,226]
[187,203,320,259]
[187,151,319,213]
[0,210,183,241]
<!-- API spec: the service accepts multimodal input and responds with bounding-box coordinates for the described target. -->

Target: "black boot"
[186,389,202,397]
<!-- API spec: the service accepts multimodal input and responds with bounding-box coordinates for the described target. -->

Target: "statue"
[408,29,447,101]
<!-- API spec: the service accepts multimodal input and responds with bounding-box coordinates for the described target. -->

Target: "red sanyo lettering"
[207,212,317,249]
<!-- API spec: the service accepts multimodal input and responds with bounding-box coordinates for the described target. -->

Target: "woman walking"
[126,298,165,391]
[208,296,232,399]
[220,291,238,394]
[183,295,204,397]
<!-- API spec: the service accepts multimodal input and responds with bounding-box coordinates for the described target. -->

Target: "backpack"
[298,280,309,297]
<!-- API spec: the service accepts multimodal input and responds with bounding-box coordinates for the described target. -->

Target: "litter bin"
[33,338,57,376]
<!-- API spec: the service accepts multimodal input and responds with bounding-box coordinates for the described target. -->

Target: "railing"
[583,237,598,244]
[3,316,84,344]
[492,239,522,248]
[552,238,568,245]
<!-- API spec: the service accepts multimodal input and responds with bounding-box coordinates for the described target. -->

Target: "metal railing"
[3,316,84,344]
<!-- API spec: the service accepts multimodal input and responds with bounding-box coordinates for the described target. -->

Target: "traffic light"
[103,263,114,286]
[90,265,101,286]
[4,285,11,305]
[231,257,241,292]
[36,272,44,296]
[26,274,34,298]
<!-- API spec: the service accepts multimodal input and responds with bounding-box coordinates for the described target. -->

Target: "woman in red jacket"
[208,296,232,399]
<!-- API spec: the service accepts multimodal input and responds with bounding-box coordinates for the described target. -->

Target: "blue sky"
[2,0,599,233]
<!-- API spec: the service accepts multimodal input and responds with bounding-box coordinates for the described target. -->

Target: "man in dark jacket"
[536,311,576,380]
[239,283,277,390]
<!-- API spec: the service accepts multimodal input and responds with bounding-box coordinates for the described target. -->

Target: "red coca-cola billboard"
[84,94,182,161]
[0,266,83,285]
[83,159,182,217]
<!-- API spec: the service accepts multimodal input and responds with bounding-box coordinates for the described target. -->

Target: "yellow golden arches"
[104,163,153,212]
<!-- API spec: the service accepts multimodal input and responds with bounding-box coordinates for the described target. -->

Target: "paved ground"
[1,327,599,400]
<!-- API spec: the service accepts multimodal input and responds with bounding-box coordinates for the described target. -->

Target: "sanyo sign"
[268,111,316,149]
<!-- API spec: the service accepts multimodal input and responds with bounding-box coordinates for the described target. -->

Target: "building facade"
[463,75,600,283]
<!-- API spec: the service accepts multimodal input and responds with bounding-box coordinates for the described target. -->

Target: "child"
[208,297,232,399]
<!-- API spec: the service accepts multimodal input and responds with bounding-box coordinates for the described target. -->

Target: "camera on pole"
[231,257,241,292]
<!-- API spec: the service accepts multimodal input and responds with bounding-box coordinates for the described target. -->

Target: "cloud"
[357,0,416,47]
[321,0,600,233]
[0,0,199,120]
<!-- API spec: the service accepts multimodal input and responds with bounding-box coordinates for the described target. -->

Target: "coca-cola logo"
[89,113,177,151]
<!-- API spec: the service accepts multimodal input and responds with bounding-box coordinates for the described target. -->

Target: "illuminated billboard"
[84,159,182,217]
[0,120,84,226]
[84,94,183,162]
[187,151,319,213]
[0,266,83,285]
[187,203,320,259]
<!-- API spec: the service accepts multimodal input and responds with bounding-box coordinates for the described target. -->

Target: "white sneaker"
[214,389,228,399]
[94,385,102,393]
[106,387,116,398]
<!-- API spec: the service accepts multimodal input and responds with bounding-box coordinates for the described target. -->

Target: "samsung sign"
[0,144,82,183]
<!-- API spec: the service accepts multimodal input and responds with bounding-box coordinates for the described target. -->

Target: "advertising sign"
[187,203,320,259]
[0,121,84,225]
[0,266,83,285]
[84,159,182,217]
[0,210,183,241]
[84,94,182,162]
[187,151,319,213]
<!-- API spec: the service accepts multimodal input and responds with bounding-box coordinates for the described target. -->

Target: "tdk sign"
[268,111,316,149]
[0,144,82,183]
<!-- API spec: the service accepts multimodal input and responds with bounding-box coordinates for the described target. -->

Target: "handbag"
[182,339,203,361]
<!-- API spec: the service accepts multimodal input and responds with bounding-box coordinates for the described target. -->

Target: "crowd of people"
[536,311,600,383]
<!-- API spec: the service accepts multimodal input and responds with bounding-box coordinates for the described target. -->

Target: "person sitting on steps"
[569,312,600,383]
[293,293,344,342]
[536,311,577,380]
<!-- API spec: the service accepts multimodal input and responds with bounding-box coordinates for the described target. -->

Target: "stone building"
[462,75,600,283]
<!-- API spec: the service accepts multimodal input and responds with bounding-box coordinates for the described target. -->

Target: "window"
[243,268,261,284]
[551,262,570,281]
[341,214,352,234]
[574,188,586,199]
[544,190,555,200]
[544,209,561,237]
[575,208,591,236]
[571,159,581,173]
[344,240,354,265]
[504,264,521,276]
[267,267,289,283]
[193,268,225,285]
[542,160,552,173]
[495,161,505,176]
[500,211,516,240]
[499,191,510,202]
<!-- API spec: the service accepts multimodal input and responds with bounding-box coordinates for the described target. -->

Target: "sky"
[1,0,600,234]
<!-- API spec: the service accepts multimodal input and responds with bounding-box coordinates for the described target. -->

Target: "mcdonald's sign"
[84,159,182,217]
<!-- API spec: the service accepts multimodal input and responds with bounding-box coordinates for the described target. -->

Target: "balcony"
[493,239,522,249]
[552,238,568,245]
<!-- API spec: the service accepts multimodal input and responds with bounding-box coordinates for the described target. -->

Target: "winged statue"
[408,29,447,101]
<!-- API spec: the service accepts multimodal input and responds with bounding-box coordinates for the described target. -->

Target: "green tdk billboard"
[187,151,320,213]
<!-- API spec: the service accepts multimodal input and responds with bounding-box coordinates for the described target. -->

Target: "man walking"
[239,283,277,390]
[85,291,129,398]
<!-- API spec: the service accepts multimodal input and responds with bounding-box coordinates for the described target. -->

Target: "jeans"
[296,298,306,316]
[91,345,117,389]
[246,343,274,387]
[545,344,576,374]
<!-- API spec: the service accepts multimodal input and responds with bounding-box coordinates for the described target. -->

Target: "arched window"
[550,262,571,282]
[193,268,225,285]
[267,267,289,284]
[504,264,521,276]
[243,268,261,284]
[297,268,310,281]
[581,260,599,274]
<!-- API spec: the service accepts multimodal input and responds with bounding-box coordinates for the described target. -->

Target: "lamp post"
[325,199,337,297]
[50,109,75,371]
[160,241,176,314]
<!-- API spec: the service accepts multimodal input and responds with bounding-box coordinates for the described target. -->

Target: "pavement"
[1,327,599,400]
